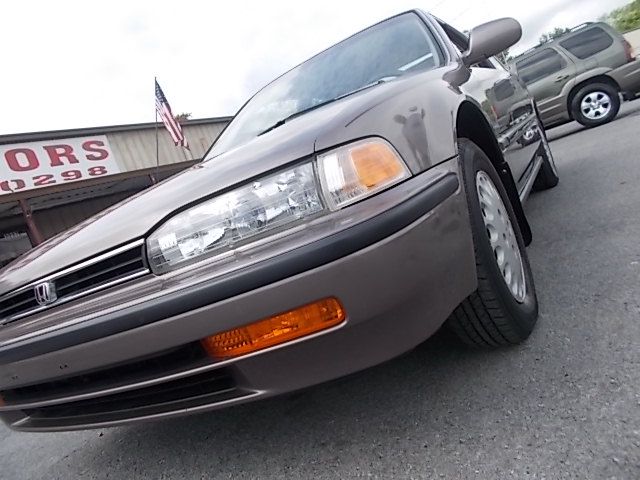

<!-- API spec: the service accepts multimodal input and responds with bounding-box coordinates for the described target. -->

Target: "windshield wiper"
[257,76,398,136]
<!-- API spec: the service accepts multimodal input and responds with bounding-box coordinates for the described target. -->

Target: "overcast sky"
[0,0,630,135]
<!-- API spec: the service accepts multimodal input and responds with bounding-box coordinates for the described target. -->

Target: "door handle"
[554,75,570,83]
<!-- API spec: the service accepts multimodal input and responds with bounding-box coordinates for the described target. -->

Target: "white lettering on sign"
[0,135,120,195]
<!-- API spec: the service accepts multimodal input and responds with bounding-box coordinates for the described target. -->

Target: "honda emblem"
[34,281,57,306]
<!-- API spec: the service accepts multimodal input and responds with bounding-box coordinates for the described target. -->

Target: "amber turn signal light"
[317,139,410,211]
[201,298,346,359]
[351,142,404,188]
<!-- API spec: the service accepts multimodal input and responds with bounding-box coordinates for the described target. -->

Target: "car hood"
[0,76,427,295]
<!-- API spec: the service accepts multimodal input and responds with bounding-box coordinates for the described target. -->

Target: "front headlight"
[147,162,323,273]
[147,138,410,273]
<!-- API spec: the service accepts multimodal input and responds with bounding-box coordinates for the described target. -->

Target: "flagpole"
[154,76,159,184]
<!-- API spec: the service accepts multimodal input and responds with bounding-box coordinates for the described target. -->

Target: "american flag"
[155,80,189,149]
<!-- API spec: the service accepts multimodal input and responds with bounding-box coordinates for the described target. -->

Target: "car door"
[514,47,577,125]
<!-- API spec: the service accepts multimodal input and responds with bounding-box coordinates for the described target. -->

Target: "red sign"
[0,135,120,195]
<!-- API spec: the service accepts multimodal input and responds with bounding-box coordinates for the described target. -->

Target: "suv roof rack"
[517,46,540,58]
[570,22,594,32]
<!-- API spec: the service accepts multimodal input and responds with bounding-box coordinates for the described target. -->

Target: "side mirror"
[462,18,522,66]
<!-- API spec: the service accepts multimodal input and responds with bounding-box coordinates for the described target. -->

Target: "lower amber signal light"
[201,298,345,359]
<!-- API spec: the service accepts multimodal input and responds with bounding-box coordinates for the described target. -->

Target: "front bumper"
[0,158,476,431]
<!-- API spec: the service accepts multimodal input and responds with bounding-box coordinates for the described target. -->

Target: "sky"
[0,0,631,135]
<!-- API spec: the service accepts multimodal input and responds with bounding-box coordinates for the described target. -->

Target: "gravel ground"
[1,103,639,480]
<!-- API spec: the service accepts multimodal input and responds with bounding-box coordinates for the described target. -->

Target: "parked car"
[0,11,558,431]
[510,22,640,128]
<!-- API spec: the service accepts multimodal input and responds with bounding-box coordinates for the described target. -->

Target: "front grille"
[0,289,35,321]
[0,241,148,324]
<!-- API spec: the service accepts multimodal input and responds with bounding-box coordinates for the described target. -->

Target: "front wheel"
[447,139,539,347]
[571,82,620,127]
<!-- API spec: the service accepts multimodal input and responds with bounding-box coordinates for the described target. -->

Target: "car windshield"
[209,12,442,156]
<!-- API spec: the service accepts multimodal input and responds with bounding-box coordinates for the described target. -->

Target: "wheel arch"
[455,100,532,246]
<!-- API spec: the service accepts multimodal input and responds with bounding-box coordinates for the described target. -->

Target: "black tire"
[447,139,538,347]
[570,82,620,127]
[533,123,559,191]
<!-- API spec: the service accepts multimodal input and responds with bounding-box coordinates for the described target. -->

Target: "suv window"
[516,49,566,85]
[559,27,614,59]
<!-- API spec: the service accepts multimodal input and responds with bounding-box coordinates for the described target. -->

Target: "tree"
[539,27,572,45]
[495,49,513,65]
[603,0,640,32]
[174,112,192,123]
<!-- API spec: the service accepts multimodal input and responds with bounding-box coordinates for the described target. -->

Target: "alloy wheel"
[580,91,612,120]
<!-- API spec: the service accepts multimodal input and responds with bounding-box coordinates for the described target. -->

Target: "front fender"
[314,69,462,173]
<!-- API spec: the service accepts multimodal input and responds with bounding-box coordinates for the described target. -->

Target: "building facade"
[0,117,230,267]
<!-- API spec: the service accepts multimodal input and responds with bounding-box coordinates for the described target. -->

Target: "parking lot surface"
[1,103,639,480]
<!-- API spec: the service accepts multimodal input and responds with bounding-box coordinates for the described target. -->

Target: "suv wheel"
[517,125,541,147]
[571,82,620,127]
[447,139,538,347]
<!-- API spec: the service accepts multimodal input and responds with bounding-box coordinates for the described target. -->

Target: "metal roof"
[0,116,232,145]
[0,118,229,204]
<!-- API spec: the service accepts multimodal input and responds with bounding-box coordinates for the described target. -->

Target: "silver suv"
[510,22,640,128]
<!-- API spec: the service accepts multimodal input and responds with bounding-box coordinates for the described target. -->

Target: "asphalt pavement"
[1,103,640,480]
